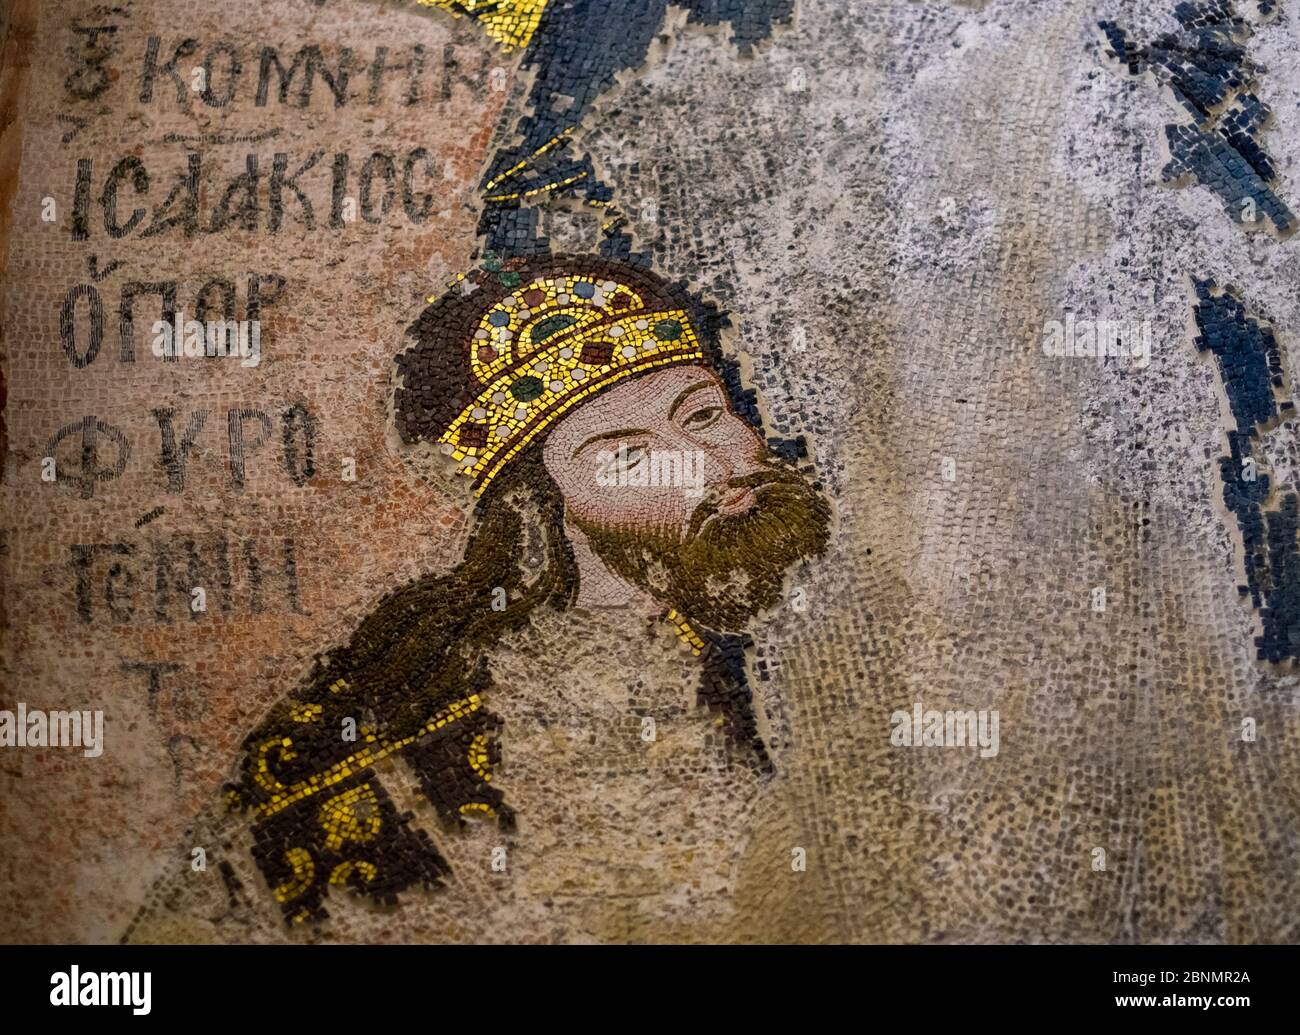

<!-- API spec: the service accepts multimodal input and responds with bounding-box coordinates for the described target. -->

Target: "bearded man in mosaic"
[124,256,829,939]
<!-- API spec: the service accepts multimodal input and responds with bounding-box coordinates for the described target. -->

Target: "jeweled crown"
[439,270,704,492]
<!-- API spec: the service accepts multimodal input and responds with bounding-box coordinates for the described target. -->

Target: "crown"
[438,270,705,492]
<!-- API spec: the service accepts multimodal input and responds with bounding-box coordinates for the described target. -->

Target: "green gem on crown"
[510,375,545,402]
[653,319,683,342]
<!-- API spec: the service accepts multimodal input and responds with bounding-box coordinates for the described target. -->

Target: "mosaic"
[194,254,831,927]
[1100,0,1297,234]
[1193,279,1300,662]
[3,0,1300,947]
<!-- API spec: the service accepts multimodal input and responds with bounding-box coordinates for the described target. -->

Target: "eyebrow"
[572,427,652,458]
[668,381,714,420]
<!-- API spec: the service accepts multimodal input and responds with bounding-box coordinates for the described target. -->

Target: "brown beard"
[570,466,832,633]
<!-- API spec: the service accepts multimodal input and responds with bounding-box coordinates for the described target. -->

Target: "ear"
[490,450,573,594]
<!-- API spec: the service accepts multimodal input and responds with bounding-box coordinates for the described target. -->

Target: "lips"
[692,485,763,537]
[686,472,788,539]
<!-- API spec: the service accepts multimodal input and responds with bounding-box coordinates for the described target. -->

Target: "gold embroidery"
[667,609,705,656]
[256,695,483,818]
[468,732,492,781]
[273,847,315,903]
[318,784,383,852]
[483,170,589,203]
[329,860,379,886]
[483,129,573,193]
[254,737,295,794]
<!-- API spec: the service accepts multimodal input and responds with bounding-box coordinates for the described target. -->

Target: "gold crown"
[440,272,704,493]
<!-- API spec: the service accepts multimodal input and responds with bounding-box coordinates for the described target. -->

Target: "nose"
[725,449,768,483]
[667,406,767,492]
[703,427,766,486]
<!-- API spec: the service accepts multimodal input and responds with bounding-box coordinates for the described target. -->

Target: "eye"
[619,445,647,473]
[598,445,646,481]
[681,406,721,431]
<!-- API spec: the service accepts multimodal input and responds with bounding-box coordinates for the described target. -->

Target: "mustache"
[685,468,802,541]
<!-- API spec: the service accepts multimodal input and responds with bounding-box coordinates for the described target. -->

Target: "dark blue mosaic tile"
[473,1,794,259]
[1100,1,1295,235]
[1193,279,1300,663]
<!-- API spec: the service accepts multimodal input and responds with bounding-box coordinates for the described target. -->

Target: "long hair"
[219,259,792,926]
[221,448,575,924]
[379,254,781,775]
[296,448,576,743]
[236,257,781,812]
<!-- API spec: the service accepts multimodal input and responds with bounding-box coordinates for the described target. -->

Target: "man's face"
[544,365,767,537]
[542,365,831,631]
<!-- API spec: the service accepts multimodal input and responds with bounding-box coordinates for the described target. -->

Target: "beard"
[570,465,832,633]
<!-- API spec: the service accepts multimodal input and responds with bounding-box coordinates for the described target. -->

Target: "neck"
[564,519,662,612]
